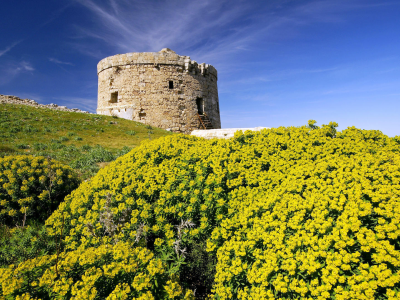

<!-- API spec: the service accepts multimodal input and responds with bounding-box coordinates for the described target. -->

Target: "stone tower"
[96,48,220,133]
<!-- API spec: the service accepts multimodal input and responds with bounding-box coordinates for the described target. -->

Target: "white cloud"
[49,57,74,66]
[0,41,22,58]
[54,96,97,112]
[71,0,379,67]
[72,0,256,62]
[19,61,34,71]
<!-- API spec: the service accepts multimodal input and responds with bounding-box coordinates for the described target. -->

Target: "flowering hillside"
[1,121,400,299]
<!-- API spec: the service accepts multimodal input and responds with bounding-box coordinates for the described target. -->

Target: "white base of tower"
[191,127,269,139]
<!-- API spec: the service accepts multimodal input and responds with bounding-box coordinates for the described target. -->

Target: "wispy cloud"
[68,41,106,59]
[73,0,252,58]
[53,96,97,112]
[0,61,34,85]
[49,58,74,66]
[37,3,73,30]
[0,40,22,58]
[71,0,380,67]
[221,67,341,88]
[0,5,71,59]
[19,61,34,72]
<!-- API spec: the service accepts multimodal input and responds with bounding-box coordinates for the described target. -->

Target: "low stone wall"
[191,127,269,139]
[0,94,91,114]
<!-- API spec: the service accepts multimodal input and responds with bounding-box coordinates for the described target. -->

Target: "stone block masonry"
[97,48,221,134]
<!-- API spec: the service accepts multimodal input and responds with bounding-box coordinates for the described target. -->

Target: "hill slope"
[0,103,173,178]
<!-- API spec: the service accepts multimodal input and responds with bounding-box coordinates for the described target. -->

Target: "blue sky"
[1,0,400,136]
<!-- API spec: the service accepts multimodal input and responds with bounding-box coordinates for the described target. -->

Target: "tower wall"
[97,49,220,133]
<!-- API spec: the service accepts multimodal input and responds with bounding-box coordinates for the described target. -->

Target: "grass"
[0,104,175,272]
[0,103,174,178]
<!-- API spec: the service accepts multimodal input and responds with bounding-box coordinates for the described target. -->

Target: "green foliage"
[0,222,58,268]
[49,141,65,150]
[33,142,47,151]
[0,155,80,226]
[0,146,15,157]
[0,103,173,180]
[180,240,217,299]
[70,145,115,169]
[23,124,39,133]
[126,130,137,136]
[15,143,29,149]
[9,127,21,133]
[81,144,92,151]
[116,146,133,157]
[59,136,69,142]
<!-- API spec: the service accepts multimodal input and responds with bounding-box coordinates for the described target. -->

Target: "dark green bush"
[9,127,21,133]
[33,143,47,151]
[126,130,137,136]
[59,136,69,142]
[81,144,92,151]
[0,222,58,268]
[23,125,39,133]
[15,143,29,149]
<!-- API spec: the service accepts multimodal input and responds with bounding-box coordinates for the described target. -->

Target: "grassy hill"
[0,103,173,178]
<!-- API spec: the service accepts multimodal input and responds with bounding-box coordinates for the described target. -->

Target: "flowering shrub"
[45,135,228,296]
[38,122,400,299]
[46,132,247,247]
[207,123,400,299]
[0,155,80,226]
[0,241,194,299]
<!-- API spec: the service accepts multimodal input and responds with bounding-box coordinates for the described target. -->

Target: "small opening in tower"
[110,92,118,103]
[196,98,204,115]
[169,81,174,89]
[139,110,146,119]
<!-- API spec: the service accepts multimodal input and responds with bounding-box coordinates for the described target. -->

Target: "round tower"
[97,48,220,133]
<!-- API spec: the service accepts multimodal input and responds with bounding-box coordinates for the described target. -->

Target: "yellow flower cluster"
[0,241,191,299]
[35,121,400,299]
[207,123,400,299]
[45,134,232,251]
[0,155,80,225]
